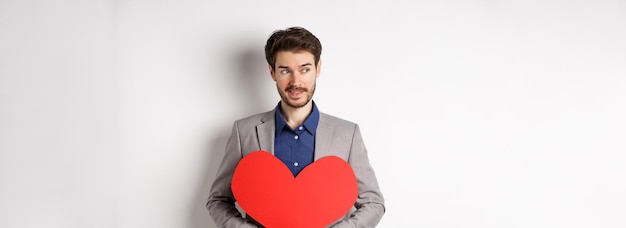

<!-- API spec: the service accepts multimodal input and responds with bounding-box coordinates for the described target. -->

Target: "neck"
[280,101,313,129]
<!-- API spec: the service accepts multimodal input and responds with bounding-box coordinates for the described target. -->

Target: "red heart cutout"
[232,150,358,228]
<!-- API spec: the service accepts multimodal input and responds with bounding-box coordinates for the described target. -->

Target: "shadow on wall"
[237,47,275,113]
[190,130,229,228]
[189,42,272,228]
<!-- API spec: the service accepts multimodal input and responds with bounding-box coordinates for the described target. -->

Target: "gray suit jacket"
[207,109,385,228]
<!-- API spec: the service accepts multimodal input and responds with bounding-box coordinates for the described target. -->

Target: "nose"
[289,71,302,83]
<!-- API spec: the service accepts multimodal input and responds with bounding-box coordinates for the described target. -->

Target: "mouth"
[286,87,306,97]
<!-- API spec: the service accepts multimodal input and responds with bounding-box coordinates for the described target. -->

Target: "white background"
[1,0,625,227]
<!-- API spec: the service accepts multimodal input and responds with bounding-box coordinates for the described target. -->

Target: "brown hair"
[264,27,322,70]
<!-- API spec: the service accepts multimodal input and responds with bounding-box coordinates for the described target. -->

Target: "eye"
[280,69,290,74]
[301,68,310,73]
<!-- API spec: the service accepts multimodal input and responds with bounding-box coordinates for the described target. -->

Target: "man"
[207,27,385,228]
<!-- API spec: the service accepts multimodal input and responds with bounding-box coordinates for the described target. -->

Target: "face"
[270,51,321,109]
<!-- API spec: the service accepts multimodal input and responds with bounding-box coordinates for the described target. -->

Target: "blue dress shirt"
[274,101,319,176]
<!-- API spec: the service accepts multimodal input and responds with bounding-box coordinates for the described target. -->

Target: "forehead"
[275,51,315,67]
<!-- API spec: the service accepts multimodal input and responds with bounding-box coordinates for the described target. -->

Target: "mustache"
[286,85,307,92]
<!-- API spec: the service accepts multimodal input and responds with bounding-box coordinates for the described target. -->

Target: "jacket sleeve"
[206,122,260,228]
[330,124,386,228]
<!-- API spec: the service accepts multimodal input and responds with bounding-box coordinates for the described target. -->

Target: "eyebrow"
[277,63,313,69]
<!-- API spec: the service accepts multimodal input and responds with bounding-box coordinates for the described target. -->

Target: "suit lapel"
[314,113,334,160]
[257,111,275,155]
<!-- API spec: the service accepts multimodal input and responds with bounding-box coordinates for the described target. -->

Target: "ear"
[315,59,322,78]
[269,64,277,81]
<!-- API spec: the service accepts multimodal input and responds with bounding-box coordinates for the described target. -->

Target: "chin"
[285,99,310,109]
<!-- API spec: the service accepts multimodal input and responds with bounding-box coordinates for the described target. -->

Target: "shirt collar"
[275,101,320,135]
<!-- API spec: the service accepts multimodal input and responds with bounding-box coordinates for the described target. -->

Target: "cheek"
[276,79,290,88]
[306,77,317,86]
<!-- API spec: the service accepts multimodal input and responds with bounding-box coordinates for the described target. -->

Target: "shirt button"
[294,135,299,140]
[294,162,299,166]
[298,126,303,130]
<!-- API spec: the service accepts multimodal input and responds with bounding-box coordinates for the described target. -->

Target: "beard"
[277,83,316,109]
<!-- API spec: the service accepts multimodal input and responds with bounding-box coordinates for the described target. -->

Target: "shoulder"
[319,112,358,130]
[233,110,274,127]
